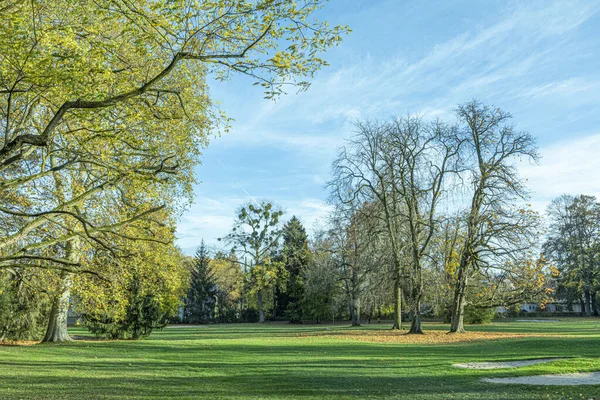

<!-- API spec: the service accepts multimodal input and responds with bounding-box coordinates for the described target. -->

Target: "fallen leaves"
[298,330,554,345]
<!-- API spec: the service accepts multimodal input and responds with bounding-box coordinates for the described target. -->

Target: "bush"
[83,275,169,339]
[464,306,496,324]
[0,272,51,342]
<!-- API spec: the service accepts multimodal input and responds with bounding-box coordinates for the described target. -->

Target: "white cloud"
[520,133,600,213]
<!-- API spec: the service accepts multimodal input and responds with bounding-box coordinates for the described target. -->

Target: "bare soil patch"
[482,371,600,386]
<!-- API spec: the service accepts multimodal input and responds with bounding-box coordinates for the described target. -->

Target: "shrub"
[464,306,496,324]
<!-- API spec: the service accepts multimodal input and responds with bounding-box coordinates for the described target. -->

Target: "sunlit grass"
[1,319,599,399]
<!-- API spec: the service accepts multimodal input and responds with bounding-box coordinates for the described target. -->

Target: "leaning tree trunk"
[42,270,74,343]
[257,289,265,323]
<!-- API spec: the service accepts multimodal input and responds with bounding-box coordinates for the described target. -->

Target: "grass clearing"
[1,319,599,399]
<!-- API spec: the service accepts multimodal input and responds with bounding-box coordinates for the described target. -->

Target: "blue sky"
[176,0,600,254]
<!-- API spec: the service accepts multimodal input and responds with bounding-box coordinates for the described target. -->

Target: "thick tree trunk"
[450,268,468,333]
[408,295,423,334]
[392,277,402,330]
[257,289,265,323]
[42,270,73,343]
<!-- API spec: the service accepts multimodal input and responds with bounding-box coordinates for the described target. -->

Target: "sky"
[175,0,600,254]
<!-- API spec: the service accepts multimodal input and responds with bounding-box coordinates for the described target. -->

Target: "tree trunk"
[351,295,360,326]
[42,270,73,343]
[392,277,402,330]
[257,289,265,323]
[583,288,592,317]
[450,268,468,333]
[408,294,423,334]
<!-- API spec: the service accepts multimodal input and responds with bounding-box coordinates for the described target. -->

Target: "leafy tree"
[0,0,348,340]
[0,269,52,342]
[77,239,188,339]
[84,272,169,340]
[279,217,311,323]
[184,241,217,323]
[544,194,600,316]
[210,252,244,322]
[221,201,284,322]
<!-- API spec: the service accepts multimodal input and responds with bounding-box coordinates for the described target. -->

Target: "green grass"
[1,319,599,399]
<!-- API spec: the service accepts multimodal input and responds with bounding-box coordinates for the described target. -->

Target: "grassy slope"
[0,319,599,400]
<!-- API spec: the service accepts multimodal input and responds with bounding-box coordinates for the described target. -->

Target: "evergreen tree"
[184,241,217,323]
[83,272,169,340]
[280,217,311,323]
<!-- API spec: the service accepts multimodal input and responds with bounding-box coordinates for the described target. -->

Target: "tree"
[449,100,539,333]
[303,230,342,323]
[279,217,311,323]
[545,194,600,316]
[221,201,284,323]
[210,252,244,322]
[331,117,461,333]
[184,241,217,323]
[78,240,188,339]
[0,0,348,340]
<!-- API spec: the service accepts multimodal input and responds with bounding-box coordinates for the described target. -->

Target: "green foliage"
[184,241,217,323]
[280,217,311,323]
[83,273,169,340]
[0,271,52,342]
[463,306,496,325]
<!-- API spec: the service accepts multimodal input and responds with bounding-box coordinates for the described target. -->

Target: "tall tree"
[545,194,600,316]
[0,0,348,335]
[331,117,461,333]
[184,241,217,323]
[221,201,283,323]
[449,100,539,333]
[279,217,311,323]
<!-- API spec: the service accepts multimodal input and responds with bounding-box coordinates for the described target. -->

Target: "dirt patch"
[298,330,553,345]
[454,358,564,369]
[0,340,38,346]
[482,371,600,386]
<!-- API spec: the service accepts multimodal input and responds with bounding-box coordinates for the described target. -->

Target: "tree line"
[183,102,600,333]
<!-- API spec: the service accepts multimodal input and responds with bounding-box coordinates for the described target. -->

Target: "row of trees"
[183,102,563,333]
[184,209,311,324]
[0,0,347,342]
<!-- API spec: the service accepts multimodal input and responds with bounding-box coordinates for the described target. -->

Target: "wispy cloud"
[520,133,600,213]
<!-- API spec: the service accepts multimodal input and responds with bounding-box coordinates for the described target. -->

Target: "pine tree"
[280,217,311,323]
[184,241,217,323]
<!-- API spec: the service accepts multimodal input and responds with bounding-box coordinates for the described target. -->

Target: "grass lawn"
[1,319,599,399]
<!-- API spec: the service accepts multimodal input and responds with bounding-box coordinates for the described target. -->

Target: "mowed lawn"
[1,319,599,400]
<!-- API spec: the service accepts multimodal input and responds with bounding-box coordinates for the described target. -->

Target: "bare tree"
[449,100,539,333]
[331,116,461,333]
